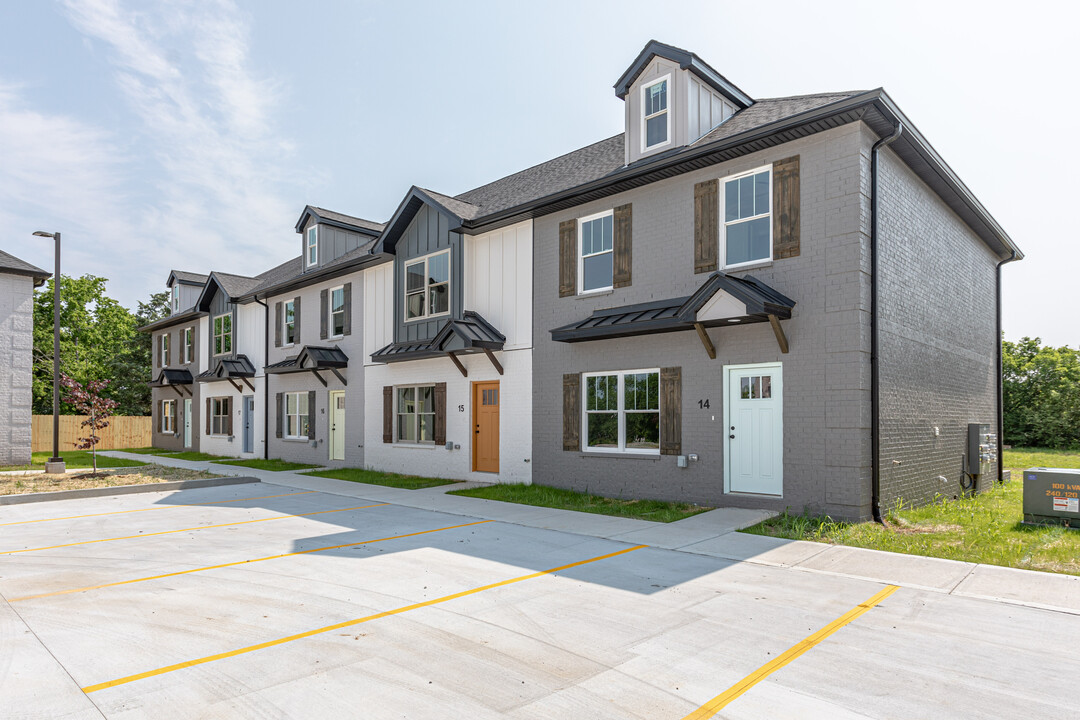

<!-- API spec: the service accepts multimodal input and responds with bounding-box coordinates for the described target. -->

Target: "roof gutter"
[870,121,904,524]
[242,252,392,303]
[996,249,1019,483]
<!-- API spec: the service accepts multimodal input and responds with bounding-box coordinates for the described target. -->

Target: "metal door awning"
[370,311,506,377]
[265,346,349,386]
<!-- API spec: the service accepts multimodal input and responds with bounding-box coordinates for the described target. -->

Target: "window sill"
[578,451,661,461]
[283,437,311,443]
[404,313,450,324]
[723,260,773,273]
[575,288,613,299]
[393,443,437,450]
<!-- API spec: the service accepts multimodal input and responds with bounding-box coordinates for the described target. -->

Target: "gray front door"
[242,395,254,453]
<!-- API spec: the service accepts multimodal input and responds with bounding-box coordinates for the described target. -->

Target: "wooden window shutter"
[191,325,198,366]
[382,386,393,443]
[343,283,352,336]
[694,179,719,274]
[562,373,581,451]
[224,397,233,436]
[613,203,632,288]
[156,402,162,433]
[275,393,283,438]
[660,367,682,455]
[155,336,160,368]
[433,382,447,446]
[171,399,178,434]
[772,155,801,259]
[166,332,171,366]
[205,398,211,435]
[307,390,316,440]
[319,289,328,340]
[274,302,282,347]
[558,219,577,297]
[293,296,301,343]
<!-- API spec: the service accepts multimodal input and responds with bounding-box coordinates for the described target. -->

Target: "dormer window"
[642,75,670,151]
[404,250,450,321]
[306,226,318,266]
[171,286,179,313]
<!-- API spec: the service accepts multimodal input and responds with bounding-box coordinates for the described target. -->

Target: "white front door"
[183,398,192,448]
[725,362,783,496]
[329,391,345,461]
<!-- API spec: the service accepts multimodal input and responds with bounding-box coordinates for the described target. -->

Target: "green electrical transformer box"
[1023,468,1080,528]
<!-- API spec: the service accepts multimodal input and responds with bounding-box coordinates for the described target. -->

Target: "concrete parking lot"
[2,481,1079,719]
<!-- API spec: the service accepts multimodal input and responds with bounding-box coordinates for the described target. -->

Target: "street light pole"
[33,231,64,474]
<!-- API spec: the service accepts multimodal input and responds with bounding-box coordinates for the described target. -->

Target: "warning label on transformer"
[1053,497,1079,513]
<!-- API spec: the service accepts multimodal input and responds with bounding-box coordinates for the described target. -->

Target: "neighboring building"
[0,250,49,466]
[140,40,1021,521]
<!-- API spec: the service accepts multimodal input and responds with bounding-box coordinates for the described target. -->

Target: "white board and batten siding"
[236,302,266,370]
[363,262,395,365]
[464,219,533,349]
[688,74,737,143]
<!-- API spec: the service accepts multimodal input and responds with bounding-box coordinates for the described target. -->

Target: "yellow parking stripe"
[82,543,646,694]
[0,504,387,555]
[10,519,493,602]
[681,584,900,719]
[0,491,317,527]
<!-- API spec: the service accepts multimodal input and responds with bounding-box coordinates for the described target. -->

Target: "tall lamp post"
[33,231,64,474]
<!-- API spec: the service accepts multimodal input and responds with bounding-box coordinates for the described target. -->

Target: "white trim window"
[722,166,772,268]
[284,392,309,439]
[211,397,229,435]
[160,334,170,365]
[583,369,660,454]
[171,286,179,313]
[641,75,670,151]
[284,300,296,346]
[330,285,346,337]
[404,250,450,321]
[579,211,614,294]
[396,385,435,443]
[306,226,318,266]
[183,327,193,364]
[213,313,232,355]
[161,399,175,433]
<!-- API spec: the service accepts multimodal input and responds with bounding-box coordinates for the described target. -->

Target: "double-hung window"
[183,327,193,364]
[285,392,309,439]
[284,300,296,345]
[583,370,660,454]
[396,385,435,443]
[161,399,175,433]
[330,286,345,337]
[160,334,169,365]
[213,313,232,355]
[211,397,229,435]
[723,167,772,267]
[306,226,318,266]
[171,286,179,313]
[642,76,669,151]
[404,251,450,321]
[579,211,613,293]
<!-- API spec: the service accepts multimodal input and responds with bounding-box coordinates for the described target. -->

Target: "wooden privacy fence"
[31,415,151,453]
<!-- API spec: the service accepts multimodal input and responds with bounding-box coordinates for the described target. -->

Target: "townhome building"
[245,206,387,467]
[144,270,208,452]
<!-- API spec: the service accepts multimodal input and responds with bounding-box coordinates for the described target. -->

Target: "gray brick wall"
[875,144,1001,508]
[532,123,873,519]
[0,273,34,466]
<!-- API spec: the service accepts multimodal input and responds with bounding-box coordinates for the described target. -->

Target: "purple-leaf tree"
[59,373,119,475]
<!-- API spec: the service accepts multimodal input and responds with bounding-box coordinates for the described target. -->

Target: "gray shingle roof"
[0,249,49,282]
[416,188,481,221]
[170,270,208,285]
[212,271,263,299]
[241,237,381,299]
[451,92,863,222]
[307,206,386,234]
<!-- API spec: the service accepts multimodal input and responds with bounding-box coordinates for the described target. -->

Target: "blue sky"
[1,0,1076,345]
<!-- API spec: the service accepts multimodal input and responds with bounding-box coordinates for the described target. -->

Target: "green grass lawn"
[0,450,150,472]
[303,468,460,490]
[213,458,323,472]
[158,452,231,462]
[448,483,712,523]
[742,447,1080,575]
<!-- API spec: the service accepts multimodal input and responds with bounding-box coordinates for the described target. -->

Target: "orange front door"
[473,381,500,473]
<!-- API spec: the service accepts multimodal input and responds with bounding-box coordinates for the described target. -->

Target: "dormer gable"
[616,40,753,165]
[294,205,384,272]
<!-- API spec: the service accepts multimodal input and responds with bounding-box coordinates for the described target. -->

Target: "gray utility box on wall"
[967,423,997,477]
[1023,468,1080,528]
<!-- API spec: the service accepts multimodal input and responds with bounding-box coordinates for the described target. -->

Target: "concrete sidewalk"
[100,450,1080,616]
